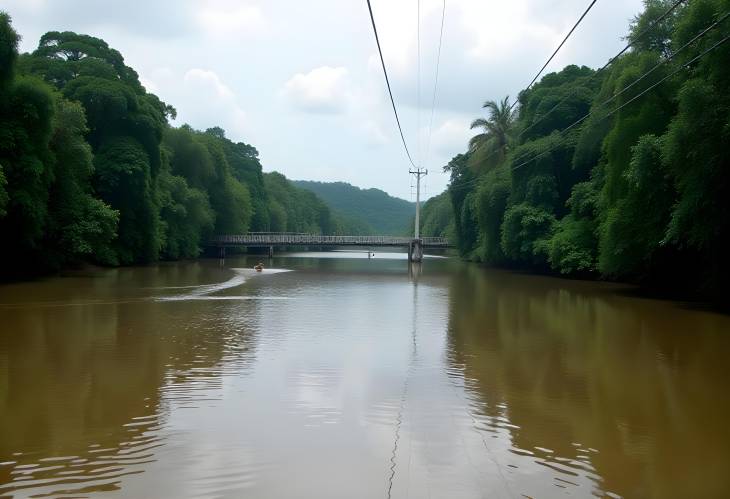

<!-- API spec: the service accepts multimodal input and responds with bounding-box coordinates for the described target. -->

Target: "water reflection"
[0,256,728,498]
[0,263,262,497]
[445,265,730,498]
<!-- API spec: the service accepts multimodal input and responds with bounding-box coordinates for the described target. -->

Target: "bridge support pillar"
[408,239,423,263]
[268,245,274,258]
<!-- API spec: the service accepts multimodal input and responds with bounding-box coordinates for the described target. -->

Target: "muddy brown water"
[1,252,729,498]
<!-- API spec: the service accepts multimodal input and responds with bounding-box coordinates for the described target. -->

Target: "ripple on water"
[0,424,162,498]
[183,454,266,498]
[285,367,344,427]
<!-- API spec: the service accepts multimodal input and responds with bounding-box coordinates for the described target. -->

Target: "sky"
[5,0,644,201]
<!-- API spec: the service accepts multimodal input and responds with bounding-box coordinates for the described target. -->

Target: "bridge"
[210,233,451,262]
[212,161,441,262]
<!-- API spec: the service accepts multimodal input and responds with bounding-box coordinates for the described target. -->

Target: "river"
[0,252,728,498]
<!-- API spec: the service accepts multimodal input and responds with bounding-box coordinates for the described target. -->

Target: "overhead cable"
[509,31,730,173]
[517,0,687,140]
[470,0,603,166]
[509,0,600,111]
[424,0,447,171]
[417,0,422,167]
[366,0,417,168]
[450,15,729,190]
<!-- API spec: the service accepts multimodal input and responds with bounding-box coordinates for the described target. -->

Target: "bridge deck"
[212,234,450,247]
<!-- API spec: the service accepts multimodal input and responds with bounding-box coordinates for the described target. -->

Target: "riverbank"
[455,252,730,312]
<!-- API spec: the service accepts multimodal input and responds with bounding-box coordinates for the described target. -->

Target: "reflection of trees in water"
[0,265,261,497]
[445,266,730,498]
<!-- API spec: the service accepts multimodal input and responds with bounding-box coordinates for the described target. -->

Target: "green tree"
[468,97,517,170]
[197,129,252,234]
[420,191,455,239]
[158,166,214,259]
[661,0,730,289]
[94,136,160,263]
[0,12,19,89]
[444,153,479,256]
[517,65,597,142]
[548,181,599,274]
[474,163,511,263]
[0,74,55,260]
[501,203,556,266]
[45,98,118,266]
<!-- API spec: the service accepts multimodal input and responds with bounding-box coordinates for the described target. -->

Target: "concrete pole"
[415,172,421,240]
[410,168,428,240]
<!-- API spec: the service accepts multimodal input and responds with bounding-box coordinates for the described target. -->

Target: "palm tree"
[468,96,517,170]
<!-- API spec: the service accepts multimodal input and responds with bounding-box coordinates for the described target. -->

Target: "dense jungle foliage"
[0,16,355,276]
[429,0,729,299]
[419,191,455,240]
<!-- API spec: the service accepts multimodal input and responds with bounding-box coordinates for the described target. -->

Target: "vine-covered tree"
[443,0,730,301]
[0,14,346,276]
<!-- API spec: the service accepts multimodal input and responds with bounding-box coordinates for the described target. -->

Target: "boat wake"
[155,268,290,302]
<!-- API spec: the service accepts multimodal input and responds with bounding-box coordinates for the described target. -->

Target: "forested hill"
[293,181,415,235]
[440,0,730,301]
[0,15,357,277]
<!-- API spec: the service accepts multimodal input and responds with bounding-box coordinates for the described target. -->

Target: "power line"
[417,0,421,167]
[509,0,600,111]
[485,6,723,174]
[509,30,730,172]
[596,10,729,109]
[450,18,729,191]
[598,0,686,71]
[366,0,417,168]
[470,0,604,166]
[517,0,687,141]
[424,0,447,171]
[516,1,716,148]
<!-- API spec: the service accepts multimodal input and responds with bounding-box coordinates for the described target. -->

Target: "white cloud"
[282,66,351,114]
[141,67,249,142]
[429,118,473,157]
[3,0,645,198]
[183,68,235,99]
[361,120,390,146]
[197,1,267,38]
[139,76,158,94]
[458,1,559,62]
[179,68,248,139]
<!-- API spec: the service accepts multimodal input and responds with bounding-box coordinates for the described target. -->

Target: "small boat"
[254,262,264,272]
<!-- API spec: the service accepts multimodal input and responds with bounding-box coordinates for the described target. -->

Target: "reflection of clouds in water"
[6,257,726,498]
[291,368,344,426]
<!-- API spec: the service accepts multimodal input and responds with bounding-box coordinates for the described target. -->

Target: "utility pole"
[408,168,427,263]
[410,168,428,239]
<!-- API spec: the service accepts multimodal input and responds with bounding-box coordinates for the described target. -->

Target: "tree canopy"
[0,14,349,276]
[442,0,730,300]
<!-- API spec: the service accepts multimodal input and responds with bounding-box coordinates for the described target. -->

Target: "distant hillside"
[292,181,415,235]
[419,191,455,239]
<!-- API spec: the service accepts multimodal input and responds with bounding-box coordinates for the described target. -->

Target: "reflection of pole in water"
[387,260,420,497]
[411,270,419,355]
[408,260,422,282]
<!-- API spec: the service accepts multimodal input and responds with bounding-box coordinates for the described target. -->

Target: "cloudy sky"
[5,0,643,200]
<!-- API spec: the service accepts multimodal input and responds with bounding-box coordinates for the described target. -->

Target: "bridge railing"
[210,233,450,247]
